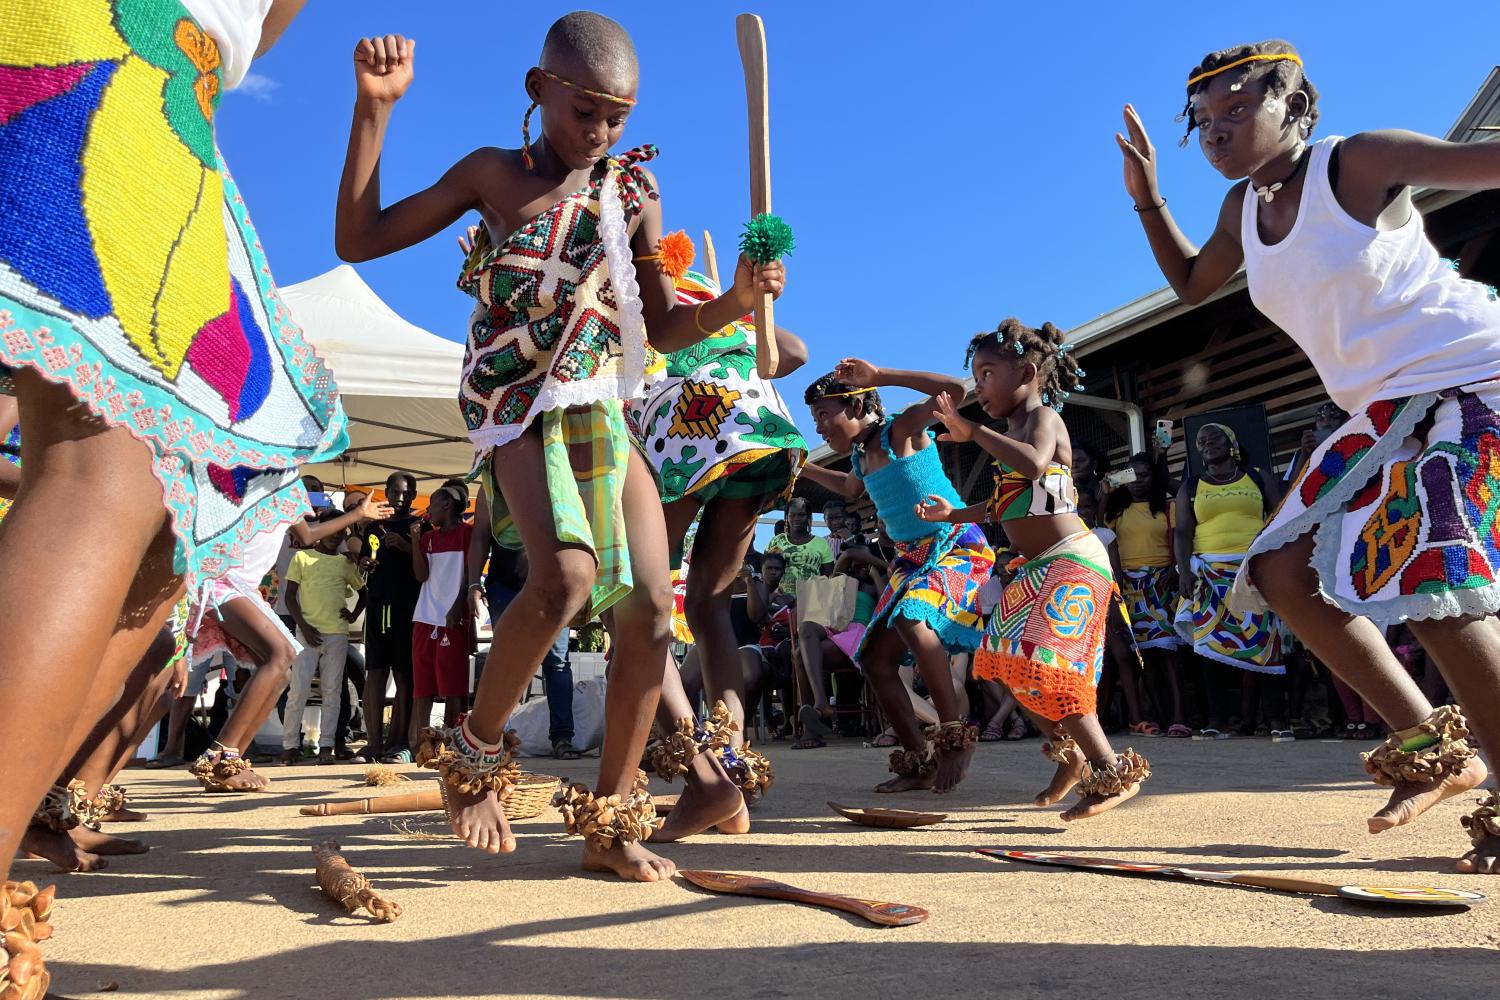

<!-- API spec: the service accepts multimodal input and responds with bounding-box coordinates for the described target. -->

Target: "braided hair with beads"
[963,318,1085,412]
[1178,39,1320,147]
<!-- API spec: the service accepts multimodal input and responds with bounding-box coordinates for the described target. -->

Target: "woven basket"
[505,773,562,820]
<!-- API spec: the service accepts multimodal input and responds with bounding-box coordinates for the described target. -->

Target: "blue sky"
[223,1,1497,421]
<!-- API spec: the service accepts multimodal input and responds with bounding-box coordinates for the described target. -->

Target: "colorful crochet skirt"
[0,0,347,595]
[481,400,635,619]
[974,531,1112,722]
[1179,553,1285,674]
[1120,565,1182,651]
[854,523,994,664]
[1231,383,1500,627]
[637,269,806,509]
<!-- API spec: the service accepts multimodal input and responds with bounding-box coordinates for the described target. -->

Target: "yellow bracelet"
[694,302,718,337]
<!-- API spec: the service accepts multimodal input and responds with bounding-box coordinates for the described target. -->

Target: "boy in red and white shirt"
[408,484,474,750]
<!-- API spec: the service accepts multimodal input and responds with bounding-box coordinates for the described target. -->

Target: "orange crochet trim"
[974,648,1097,722]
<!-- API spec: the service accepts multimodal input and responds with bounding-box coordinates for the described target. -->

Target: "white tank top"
[1242,136,1500,411]
[180,0,273,90]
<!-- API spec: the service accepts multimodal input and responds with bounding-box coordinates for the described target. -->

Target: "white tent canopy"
[280,265,472,490]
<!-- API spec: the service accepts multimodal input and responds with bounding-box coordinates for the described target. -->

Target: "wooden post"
[736,13,778,378]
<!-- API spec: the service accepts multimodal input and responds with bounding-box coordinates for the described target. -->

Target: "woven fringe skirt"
[1231,383,1500,627]
[0,0,347,597]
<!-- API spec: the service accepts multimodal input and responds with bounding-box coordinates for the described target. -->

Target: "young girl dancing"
[799,363,994,794]
[637,259,808,840]
[335,14,784,880]
[919,320,1151,820]
[1119,39,1500,870]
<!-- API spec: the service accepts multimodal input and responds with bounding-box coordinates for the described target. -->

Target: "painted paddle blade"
[1336,885,1486,907]
[680,870,928,927]
[980,850,1484,908]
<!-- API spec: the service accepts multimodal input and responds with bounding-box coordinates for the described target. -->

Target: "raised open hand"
[1116,104,1162,208]
[932,392,973,443]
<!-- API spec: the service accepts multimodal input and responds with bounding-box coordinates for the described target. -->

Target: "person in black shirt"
[359,472,423,762]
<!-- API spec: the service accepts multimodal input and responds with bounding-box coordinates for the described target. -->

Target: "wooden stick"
[680,870,928,926]
[701,230,721,289]
[981,850,1485,908]
[299,790,442,816]
[736,13,778,379]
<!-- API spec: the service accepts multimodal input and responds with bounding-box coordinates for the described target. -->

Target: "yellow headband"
[1187,52,1302,90]
[819,387,876,399]
[537,67,636,106]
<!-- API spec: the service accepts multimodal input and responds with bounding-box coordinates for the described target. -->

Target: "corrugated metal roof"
[1447,67,1500,142]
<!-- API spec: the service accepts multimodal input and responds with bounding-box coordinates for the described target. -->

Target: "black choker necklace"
[1254,146,1309,203]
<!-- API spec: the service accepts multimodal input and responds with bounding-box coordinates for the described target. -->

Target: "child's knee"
[528,552,596,621]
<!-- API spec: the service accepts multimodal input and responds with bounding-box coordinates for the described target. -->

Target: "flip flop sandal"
[980,723,1006,742]
[791,735,827,750]
[1193,728,1230,741]
[868,732,899,748]
[1166,724,1193,738]
[1004,718,1029,741]
[798,705,834,739]
[380,749,413,764]
[1129,721,1163,737]
[1270,729,1296,743]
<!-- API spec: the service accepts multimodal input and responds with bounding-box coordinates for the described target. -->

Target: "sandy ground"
[25,736,1499,1000]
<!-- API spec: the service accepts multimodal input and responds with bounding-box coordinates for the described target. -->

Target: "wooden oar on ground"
[735,13,778,379]
[680,870,928,926]
[300,790,442,817]
[980,849,1486,908]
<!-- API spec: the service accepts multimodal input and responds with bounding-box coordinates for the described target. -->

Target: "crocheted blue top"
[851,419,962,543]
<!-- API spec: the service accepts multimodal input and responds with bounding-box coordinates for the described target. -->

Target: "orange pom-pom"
[657,231,696,281]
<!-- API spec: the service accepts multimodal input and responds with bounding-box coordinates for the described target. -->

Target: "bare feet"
[580,839,676,882]
[1034,754,1084,807]
[1061,780,1142,821]
[69,826,148,856]
[1368,757,1488,834]
[932,744,975,795]
[876,771,935,793]
[442,784,516,854]
[103,805,149,823]
[19,826,105,873]
[1457,835,1500,874]
[653,760,746,842]
[217,768,270,792]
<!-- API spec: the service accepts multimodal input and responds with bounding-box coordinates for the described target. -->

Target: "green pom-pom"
[739,213,796,264]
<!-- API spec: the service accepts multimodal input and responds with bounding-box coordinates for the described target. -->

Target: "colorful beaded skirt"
[0,0,347,595]
[1120,565,1182,651]
[1231,382,1500,627]
[1179,553,1285,674]
[855,523,994,664]
[974,531,1112,722]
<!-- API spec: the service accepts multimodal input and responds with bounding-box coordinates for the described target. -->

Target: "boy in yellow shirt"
[283,513,368,764]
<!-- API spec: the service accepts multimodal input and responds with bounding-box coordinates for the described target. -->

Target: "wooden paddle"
[828,801,947,829]
[300,790,442,817]
[735,13,778,379]
[979,849,1486,908]
[701,230,721,289]
[680,870,928,926]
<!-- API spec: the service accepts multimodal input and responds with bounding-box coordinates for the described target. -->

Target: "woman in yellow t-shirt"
[1106,453,1189,737]
[1173,425,1288,741]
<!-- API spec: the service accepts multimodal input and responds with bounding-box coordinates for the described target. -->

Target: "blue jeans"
[485,578,574,743]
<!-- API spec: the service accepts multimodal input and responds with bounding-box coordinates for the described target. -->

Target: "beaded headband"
[1187,52,1302,90]
[537,66,636,106]
[817,387,877,399]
